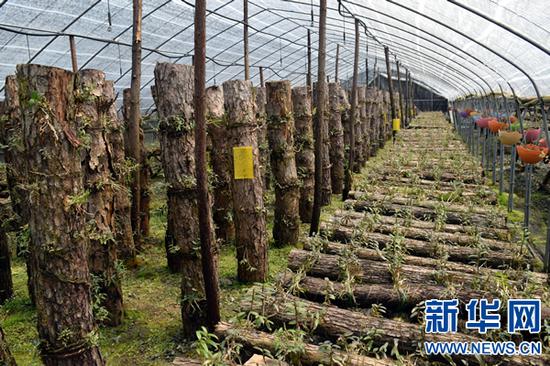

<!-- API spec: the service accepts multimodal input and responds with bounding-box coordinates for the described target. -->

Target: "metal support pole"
[243,0,250,80]
[335,43,339,82]
[306,29,312,90]
[259,66,264,87]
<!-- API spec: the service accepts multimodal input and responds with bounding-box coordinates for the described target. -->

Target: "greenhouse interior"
[0,0,550,365]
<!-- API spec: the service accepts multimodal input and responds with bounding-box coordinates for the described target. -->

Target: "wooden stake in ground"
[128,0,142,247]
[18,64,104,365]
[266,80,300,247]
[328,82,344,194]
[292,86,315,223]
[223,79,268,282]
[342,18,359,201]
[75,70,123,326]
[153,63,207,336]
[309,0,327,235]
[206,86,235,244]
[0,326,16,366]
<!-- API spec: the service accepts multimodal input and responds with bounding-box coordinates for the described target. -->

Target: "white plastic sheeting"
[0,0,548,111]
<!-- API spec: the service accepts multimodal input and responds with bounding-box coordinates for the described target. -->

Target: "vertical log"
[75,69,123,326]
[153,63,206,337]
[259,67,264,87]
[223,80,268,282]
[69,35,78,73]
[206,86,235,244]
[0,224,13,305]
[342,18,359,201]
[0,326,16,366]
[404,70,409,128]
[266,80,300,247]
[396,61,404,126]
[384,47,396,122]
[328,82,344,194]
[361,88,370,163]
[18,64,104,365]
[353,86,366,172]
[312,82,331,206]
[194,0,221,328]
[255,87,270,190]
[243,0,250,81]
[366,89,377,157]
[292,86,314,223]
[339,87,351,151]
[129,0,142,247]
[334,44,340,83]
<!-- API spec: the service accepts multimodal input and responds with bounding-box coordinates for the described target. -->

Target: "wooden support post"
[328,82,344,194]
[342,18,359,201]
[334,44,339,82]
[259,66,264,87]
[243,0,250,81]
[365,39,369,86]
[353,86,365,172]
[129,0,142,247]
[223,79,268,282]
[292,86,315,223]
[404,70,409,128]
[384,46,396,142]
[18,64,105,365]
[194,0,221,329]
[69,35,78,72]
[266,80,300,247]
[306,29,312,90]
[309,0,327,235]
[255,86,270,190]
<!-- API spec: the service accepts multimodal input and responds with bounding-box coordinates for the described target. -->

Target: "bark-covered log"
[376,176,494,195]
[242,291,536,366]
[223,80,268,283]
[313,82,332,205]
[244,354,288,366]
[366,89,378,157]
[303,240,548,283]
[206,85,235,244]
[266,81,300,247]
[214,322,393,366]
[153,63,206,337]
[255,87,270,190]
[0,326,16,366]
[328,83,344,194]
[347,199,507,228]
[321,224,523,268]
[75,70,124,326]
[358,86,369,165]
[292,86,314,223]
[333,209,509,241]
[18,64,104,365]
[352,87,365,172]
[328,215,513,252]
[0,225,13,305]
[339,87,351,151]
[287,249,482,286]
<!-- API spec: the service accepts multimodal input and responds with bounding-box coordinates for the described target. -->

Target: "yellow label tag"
[233,146,254,179]
[392,118,401,131]
[383,112,387,124]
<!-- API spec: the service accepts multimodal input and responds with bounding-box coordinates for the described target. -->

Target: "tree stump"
[206,85,235,244]
[266,80,300,247]
[328,83,344,194]
[153,63,206,337]
[223,80,268,283]
[18,64,104,365]
[291,86,314,223]
[75,70,124,326]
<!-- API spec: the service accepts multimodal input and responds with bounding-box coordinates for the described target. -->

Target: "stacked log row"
[266,80,300,247]
[223,79,268,283]
[328,83,344,194]
[153,63,206,337]
[75,70,123,326]
[292,86,314,223]
[17,64,104,365]
[206,85,235,244]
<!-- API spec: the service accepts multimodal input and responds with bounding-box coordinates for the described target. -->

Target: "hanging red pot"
[524,128,541,143]
[517,144,548,164]
[476,117,492,129]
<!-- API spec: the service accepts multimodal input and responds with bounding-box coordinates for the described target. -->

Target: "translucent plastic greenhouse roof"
[0,0,549,112]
